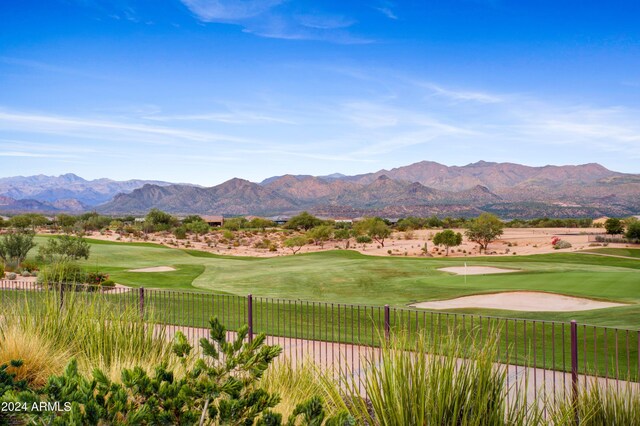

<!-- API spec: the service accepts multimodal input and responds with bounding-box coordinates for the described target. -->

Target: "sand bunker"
[128,266,176,273]
[410,291,627,312]
[438,266,520,275]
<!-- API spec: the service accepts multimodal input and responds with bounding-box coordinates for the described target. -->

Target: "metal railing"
[2,280,639,406]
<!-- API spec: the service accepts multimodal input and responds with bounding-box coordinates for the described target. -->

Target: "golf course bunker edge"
[410,291,627,312]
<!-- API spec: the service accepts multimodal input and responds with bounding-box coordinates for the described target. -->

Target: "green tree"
[626,222,640,241]
[334,228,353,249]
[605,218,624,235]
[284,212,323,231]
[55,214,78,230]
[307,225,333,248]
[187,220,211,236]
[222,217,248,231]
[8,215,33,229]
[432,229,463,256]
[355,217,391,247]
[145,208,178,231]
[284,235,307,254]
[37,235,90,262]
[0,230,36,267]
[464,213,504,254]
[182,215,205,224]
[249,217,276,231]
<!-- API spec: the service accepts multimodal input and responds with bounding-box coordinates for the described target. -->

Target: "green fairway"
[29,236,640,327]
[581,247,640,258]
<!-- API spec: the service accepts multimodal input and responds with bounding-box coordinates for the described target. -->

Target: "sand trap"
[438,266,520,275]
[128,266,176,273]
[411,291,627,312]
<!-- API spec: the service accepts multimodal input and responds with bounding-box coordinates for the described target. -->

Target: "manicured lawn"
[12,236,640,378]
[582,247,640,258]
[28,236,640,328]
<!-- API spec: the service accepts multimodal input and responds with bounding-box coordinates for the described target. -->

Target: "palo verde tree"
[464,213,504,254]
[0,230,36,268]
[144,208,178,232]
[626,221,640,241]
[284,212,324,231]
[37,234,91,262]
[432,229,463,256]
[307,225,333,248]
[355,217,391,247]
[284,235,308,254]
[605,218,624,235]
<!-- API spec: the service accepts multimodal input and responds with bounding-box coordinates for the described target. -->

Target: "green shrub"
[19,260,39,272]
[100,279,116,287]
[0,263,4,278]
[355,235,372,244]
[37,261,86,286]
[86,271,109,285]
[173,226,187,239]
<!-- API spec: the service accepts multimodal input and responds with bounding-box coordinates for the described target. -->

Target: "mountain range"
[1,161,639,218]
[0,174,173,213]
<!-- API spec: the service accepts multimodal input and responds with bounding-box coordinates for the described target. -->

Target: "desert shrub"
[269,244,278,252]
[37,261,86,286]
[2,318,353,425]
[86,271,109,285]
[0,291,177,386]
[19,260,39,272]
[554,240,572,249]
[6,272,16,280]
[100,279,116,287]
[173,226,187,239]
[0,263,4,278]
[355,235,372,244]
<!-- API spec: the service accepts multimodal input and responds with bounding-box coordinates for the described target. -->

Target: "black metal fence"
[2,280,639,405]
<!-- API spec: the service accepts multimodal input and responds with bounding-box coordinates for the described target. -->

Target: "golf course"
[30,236,640,329]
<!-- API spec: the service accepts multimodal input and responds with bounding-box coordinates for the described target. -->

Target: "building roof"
[200,215,224,223]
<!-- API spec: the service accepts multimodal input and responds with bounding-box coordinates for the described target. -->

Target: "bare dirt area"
[438,266,520,275]
[84,227,626,259]
[128,266,176,272]
[410,291,628,312]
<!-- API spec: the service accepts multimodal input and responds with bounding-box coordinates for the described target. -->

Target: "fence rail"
[2,280,639,406]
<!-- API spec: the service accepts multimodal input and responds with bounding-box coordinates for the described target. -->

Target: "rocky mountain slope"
[2,162,639,218]
[0,173,173,208]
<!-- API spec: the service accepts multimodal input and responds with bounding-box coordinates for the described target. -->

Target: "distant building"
[267,215,290,226]
[200,215,224,227]
[334,218,353,224]
[134,217,145,223]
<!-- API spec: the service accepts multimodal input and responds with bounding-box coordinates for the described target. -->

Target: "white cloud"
[0,110,254,145]
[421,82,504,103]
[180,0,371,43]
[181,0,283,21]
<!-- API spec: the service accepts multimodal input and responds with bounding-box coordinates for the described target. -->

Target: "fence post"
[247,294,253,342]
[384,304,390,342]
[139,287,145,319]
[570,320,579,421]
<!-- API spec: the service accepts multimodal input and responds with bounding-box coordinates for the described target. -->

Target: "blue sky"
[1,0,639,185]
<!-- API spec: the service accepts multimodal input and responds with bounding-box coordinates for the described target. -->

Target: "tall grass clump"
[261,358,348,419]
[342,329,542,426]
[550,380,640,425]
[0,289,182,386]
